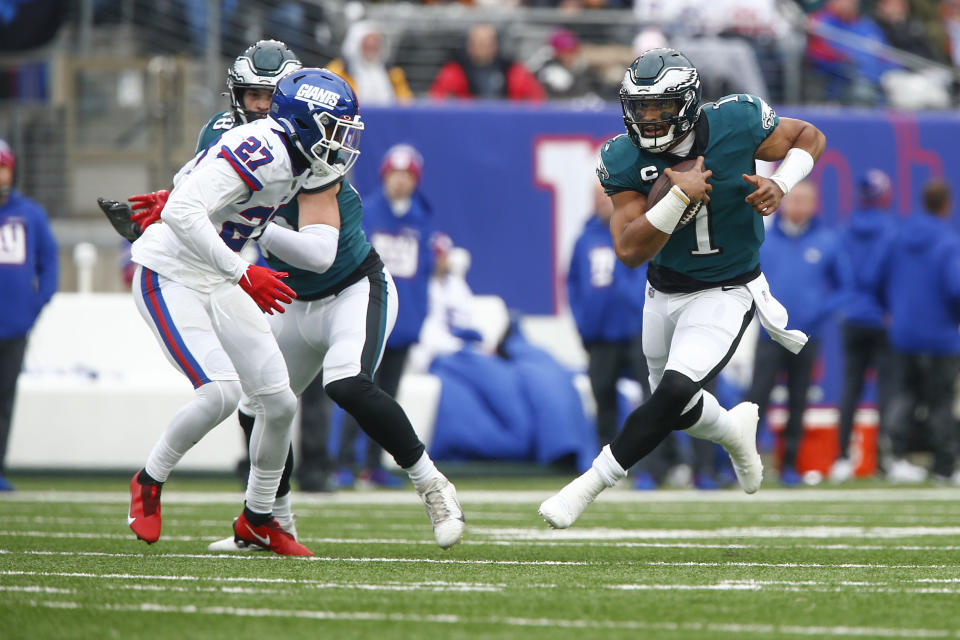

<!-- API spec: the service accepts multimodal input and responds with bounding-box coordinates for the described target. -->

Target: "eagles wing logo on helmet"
[620,48,702,153]
[228,39,303,124]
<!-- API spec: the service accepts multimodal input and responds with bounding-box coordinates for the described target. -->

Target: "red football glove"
[239,264,297,314]
[129,189,169,231]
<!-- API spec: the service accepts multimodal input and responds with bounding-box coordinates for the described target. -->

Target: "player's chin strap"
[769,148,815,196]
[645,185,691,234]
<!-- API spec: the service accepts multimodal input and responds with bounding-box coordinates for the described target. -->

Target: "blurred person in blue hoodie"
[874,179,960,485]
[0,138,58,491]
[832,169,897,483]
[337,144,435,489]
[746,181,852,485]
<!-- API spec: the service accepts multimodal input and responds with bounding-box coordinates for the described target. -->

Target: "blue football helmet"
[271,68,364,184]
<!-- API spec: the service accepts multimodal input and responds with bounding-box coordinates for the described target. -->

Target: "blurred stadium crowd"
[1,0,959,492]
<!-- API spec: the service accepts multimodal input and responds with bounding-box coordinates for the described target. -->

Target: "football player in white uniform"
[126,67,366,556]
[123,65,465,553]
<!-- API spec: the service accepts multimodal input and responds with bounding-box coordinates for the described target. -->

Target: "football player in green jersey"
[540,48,826,529]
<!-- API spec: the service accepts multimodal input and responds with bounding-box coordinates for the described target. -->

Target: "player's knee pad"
[197,380,242,424]
[249,386,298,429]
[324,374,376,413]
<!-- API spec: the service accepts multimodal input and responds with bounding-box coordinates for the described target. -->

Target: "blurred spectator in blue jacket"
[831,169,896,483]
[806,0,900,105]
[337,144,435,489]
[0,138,58,490]
[874,179,960,485]
[746,181,852,486]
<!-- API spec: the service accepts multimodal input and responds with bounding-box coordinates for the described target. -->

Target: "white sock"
[404,451,443,491]
[144,436,182,483]
[245,465,282,515]
[684,390,734,443]
[592,445,628,487]
[273,493,292,527]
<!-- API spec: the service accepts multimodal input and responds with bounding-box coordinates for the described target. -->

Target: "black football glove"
[97,197,142,243]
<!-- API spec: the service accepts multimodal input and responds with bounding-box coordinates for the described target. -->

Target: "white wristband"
[645,185,690,234]
[769,148,814,196]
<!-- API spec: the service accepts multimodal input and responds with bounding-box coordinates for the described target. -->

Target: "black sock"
[137,469,161,485]
[325,375,425,469]
[277,445,293,498]
[610,371,700,469]
[243,504,272,527]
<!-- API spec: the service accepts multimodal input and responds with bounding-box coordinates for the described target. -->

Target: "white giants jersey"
[132,117,323,292]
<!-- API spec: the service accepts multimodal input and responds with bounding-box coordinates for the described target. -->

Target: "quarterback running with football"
[107,43,464,552]
[540,48,826,528]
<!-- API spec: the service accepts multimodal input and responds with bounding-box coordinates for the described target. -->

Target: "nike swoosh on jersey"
[245,524,271,547]
[127,516,136,526]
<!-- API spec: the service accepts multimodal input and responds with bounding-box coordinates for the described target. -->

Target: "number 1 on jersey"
[690,203,721,256]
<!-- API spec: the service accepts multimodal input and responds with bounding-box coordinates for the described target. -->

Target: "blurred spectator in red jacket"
[429,23,545,101]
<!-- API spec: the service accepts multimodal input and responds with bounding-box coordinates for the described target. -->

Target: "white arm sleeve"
[258,222,339,274]
[769,148,815,196]
[161,160,251,284]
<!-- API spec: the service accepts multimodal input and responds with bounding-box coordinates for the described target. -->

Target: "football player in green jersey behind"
[540,48,826,529]
[101,41,465,551]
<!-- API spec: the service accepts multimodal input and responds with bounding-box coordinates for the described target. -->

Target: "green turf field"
[2,476,960,639]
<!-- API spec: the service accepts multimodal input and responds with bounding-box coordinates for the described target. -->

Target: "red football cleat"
[232,512,313,556]
[128,470,162,543]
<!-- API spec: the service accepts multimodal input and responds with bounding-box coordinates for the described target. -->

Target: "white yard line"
[476,525,960,540]
[4,487,960,505]
[12,600,960,638]
[2,550,954,570]
[0,571,510,592]
[4,550,590,566]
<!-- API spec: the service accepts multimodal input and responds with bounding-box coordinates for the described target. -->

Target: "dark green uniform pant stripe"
[700,301,756,386]
[360,270,389,377]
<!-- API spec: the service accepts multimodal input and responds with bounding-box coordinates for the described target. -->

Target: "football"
[645,158,705,231]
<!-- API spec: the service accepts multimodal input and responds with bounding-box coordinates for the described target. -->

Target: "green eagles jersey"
[265,179,372,299]
[597,93,778,290]
[195,110,373,298]
[196,110,238,153]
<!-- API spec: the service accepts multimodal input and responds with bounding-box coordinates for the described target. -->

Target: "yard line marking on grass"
[0,585,74,594]
[4,550,591,566]
[14,600,960,638]
[649,561,956,569]
[4,487,960,505]
[5,530,960,554]
[477,525,960,540]
[0,571,528,593]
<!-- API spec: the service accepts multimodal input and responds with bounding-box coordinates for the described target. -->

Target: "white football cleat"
[720,402,763,494]
[417,477,465,549]
[538,468,606,529]
[207,536,269,553]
